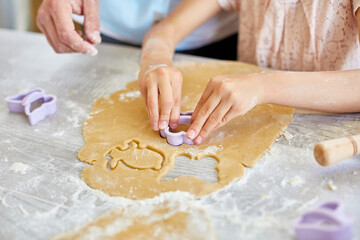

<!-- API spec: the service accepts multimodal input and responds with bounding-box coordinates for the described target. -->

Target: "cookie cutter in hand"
[5,88,57,125]
[293,201,353,240]
[160,111,194,146]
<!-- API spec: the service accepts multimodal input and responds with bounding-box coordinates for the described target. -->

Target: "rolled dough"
[78,61,294,200]
[52,201,216,240]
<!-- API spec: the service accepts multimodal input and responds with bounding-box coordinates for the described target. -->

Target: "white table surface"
[0,29,360,240]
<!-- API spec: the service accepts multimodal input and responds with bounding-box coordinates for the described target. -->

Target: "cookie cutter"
[160,111,194,146]
[5,88,44,113]
[294,201,353,240]
[5,88,57,125]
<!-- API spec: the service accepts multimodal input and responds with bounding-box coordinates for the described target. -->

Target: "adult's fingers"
[51,1,98,55]
[187,93,221,140]
[194,101,231,144]
[39,16,74,53]
[158,79,174,130]
[147,84,160,131]
[83,0,101,44]
[37,4,74,53]
[169,73,182,129]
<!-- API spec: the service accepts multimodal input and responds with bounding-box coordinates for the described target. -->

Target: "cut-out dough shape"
[108,140,164,170]
[78,61,294,200]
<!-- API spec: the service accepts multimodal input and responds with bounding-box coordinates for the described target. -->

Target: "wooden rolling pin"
[314,135,360,166]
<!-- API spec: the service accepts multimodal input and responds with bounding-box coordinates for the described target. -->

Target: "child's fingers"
[147,85,159,130]
[194,101,231,144]
[169,75,182,129]
[158,79,174,130]
[191,80,216,122]
[214,106,236,129]
[187,93,221,140]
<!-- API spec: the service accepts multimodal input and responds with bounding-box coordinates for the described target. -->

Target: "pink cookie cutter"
[160,111,194,146]
[5,88,57,125]
[294,201,353,240]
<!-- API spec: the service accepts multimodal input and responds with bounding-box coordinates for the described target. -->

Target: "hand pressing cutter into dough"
[160,111,195,146]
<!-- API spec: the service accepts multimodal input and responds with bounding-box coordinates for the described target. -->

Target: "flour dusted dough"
[78,61,294,199]
[52,201,217,240]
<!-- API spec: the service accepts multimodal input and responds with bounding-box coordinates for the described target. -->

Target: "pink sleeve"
[353,0,360,17]
[217,0,240,11]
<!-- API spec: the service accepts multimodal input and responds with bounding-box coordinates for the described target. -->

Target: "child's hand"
[186,73,265,144]
[139,65,183,131]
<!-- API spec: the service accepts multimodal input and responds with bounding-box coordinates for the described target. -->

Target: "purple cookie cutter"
[294,201,353,240]
[160,111,194,146]
[5,88,57,125]
[5,88,44,113]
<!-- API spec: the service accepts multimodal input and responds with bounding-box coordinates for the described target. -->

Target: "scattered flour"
[181,95,189,105]
[18,204,29,216]
[280,176,305,188]
[34,205,63,218]
[2,139,11,144]
[259,194,269,199]
[282,131,294,141]
[327,180,337,191]
[119,91,141,102]
[0,196,10,207]
[65,100,89,128]
[185,146,219,156]
[67,176,196,207]
[268,146,281,156]
[52,131,66,137]
[9,162,29,175]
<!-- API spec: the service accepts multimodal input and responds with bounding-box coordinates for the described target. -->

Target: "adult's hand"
[187,73,266,144]
[36,0,101,55]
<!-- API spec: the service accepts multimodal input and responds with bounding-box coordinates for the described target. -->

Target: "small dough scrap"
[78,61,294,199]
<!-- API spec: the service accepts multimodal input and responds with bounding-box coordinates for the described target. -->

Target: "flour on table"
[268,146,281,156]
[52,130,66,137]
[0,196,10,208]
[18,204,28,216]
[9,162,29,174]
[280,176,305,188]
[64,100,89,128]
[2,139,11,144]
[327,180,337,191]
[282,131,294,141]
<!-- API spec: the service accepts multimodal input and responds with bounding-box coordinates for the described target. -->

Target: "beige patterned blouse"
[217,0,360,71]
